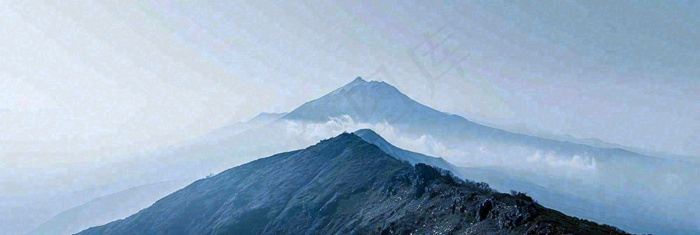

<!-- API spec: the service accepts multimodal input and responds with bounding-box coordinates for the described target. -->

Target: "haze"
[2,0,698,197]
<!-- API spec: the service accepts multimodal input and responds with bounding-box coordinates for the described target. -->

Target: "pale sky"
[1,0,698,171]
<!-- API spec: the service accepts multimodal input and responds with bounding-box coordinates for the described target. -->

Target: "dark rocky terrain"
[77,132,627,235]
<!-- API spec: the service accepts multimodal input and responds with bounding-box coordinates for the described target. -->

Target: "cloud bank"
[282,115,598,176]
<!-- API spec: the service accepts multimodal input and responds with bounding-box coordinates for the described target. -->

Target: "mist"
[280,116,699,232]
[2,1,699,234]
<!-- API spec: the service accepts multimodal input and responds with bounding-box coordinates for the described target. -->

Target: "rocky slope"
[45,78,697,234]
[78,132,626,235]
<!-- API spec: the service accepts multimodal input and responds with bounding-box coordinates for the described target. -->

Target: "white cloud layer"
[283,116,598,175]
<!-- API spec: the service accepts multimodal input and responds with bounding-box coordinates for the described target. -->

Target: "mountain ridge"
[77,132,627,235]
[42,77,697,234]
[281,77,660,160]
[354,129,458,173]
[29,180,192,235]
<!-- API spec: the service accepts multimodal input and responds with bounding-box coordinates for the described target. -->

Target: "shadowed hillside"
[78,132,627,235]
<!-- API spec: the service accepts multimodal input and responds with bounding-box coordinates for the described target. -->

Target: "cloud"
[283,115,467,159]
[526,150,597,171]
[282,116,597,175]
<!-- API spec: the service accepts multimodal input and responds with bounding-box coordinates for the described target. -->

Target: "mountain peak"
[337,76,397,92]
[352,76,366,83]
[285,76,441,123]
[353,128,378,136]
[335,76,373,93]
[78,131,628,235]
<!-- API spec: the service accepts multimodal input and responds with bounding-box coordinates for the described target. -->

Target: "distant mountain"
[284,77,447,125]
[49,77,697,234]
[219,112,287,136]
[278,77,700,233]
[357,128,693,234]
[283,78,654,158]
[29,180,191,235]
[78,132,626,235]
[457,166,699,234]
[490,122,700,164]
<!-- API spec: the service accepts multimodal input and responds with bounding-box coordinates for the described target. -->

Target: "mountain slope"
[57,77,696,234]
[78,132,626,235]
[355,128,693,234]
[29,180,191,235]
[354,129,458,173]
[284,77,446,125]
[277,77,700,233]
[457,166,699,234]
[282,78,653,158]
[215,112,287,137]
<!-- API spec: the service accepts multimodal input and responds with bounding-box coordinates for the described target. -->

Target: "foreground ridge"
[78,132,627,235]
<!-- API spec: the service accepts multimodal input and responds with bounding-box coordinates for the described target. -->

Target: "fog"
[2,1,698,174]
[2,1,699,234]
[280,117,699,232]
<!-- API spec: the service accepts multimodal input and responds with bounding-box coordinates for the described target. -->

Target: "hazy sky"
[1,0,698,171]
